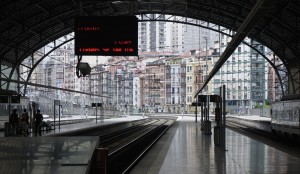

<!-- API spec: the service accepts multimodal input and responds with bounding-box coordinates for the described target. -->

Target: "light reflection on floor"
[0,136,98,174]
[159,118,300,174]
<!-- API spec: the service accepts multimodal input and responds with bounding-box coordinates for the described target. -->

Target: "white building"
[212,34,268,113]
[138,15,188,54]
[138,14,166,52]
[133,76,141,110]
[183,24,219,53]
[165,18,184,54]
[165,58,185,113]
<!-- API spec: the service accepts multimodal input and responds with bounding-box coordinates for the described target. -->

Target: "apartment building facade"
[212,35,268,114]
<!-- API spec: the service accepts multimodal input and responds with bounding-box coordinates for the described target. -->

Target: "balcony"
[148,87,160,90]
[149,94,160,97]
[194,70,202,74]
[212,51,220,55]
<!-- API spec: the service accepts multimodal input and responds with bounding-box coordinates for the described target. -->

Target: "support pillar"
[214,95,221,146]
[204,96,212,135]
[221,85,226,150]
[201,100,204,130]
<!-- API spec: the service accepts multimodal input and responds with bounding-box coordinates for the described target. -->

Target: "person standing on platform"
[34,110,43,136]
[20,109,29,136]
[9,109,19,136]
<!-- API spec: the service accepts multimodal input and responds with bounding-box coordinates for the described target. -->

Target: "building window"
[187,76,192,83]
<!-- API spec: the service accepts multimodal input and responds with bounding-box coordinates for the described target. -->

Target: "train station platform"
[131,116,300,174]
[1,115,300,174]
[0,116,146,174]
[226,115,271,132]
[0,116,145,137]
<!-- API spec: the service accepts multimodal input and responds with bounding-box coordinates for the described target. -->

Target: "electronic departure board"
[75,16,138,56]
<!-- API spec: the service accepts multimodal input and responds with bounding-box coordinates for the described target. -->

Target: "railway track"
[107,119,174,174]
[98,119,160,148]
[76,118,176,174]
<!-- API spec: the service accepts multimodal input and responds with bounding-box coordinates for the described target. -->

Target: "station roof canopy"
[0,0,299,67]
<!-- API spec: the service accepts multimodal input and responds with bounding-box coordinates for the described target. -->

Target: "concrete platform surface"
[0,116,146,174]
[0,116,145,137]
[0,136,98,174]
[131,117,300,174]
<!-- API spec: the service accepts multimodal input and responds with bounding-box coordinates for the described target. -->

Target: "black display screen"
[75,16,138,56]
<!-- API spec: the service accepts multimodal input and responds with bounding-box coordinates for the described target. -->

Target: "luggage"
[4,122,11,137]
[16,126,23,135]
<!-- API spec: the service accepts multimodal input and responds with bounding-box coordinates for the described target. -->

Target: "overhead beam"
[0,77,110,98]
[194,0,274,98]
